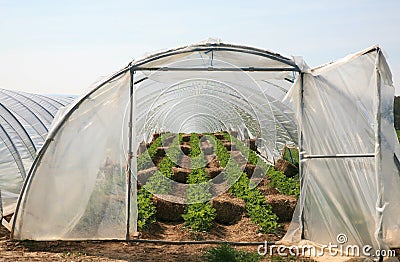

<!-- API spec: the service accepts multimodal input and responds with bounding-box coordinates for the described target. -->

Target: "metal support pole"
[126,69,135,240]
[288,148,294,164]
[131,72,138,236]
[0,190,3,222]
[303,153,375,159]
[374,52,384,255]
[298,73,306,240]
[134,66,299,72]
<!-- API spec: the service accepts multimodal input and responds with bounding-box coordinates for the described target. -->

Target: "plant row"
[137,133,171,171]
[143,134,182,194]
[182,133,216,232]
[211,134,280,233]
[137,133,179,230]
[224,133,300,197]
[136,134,168,230]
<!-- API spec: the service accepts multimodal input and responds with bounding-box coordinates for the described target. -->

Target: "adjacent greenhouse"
[9,40,400,259]
[0,88,74,217]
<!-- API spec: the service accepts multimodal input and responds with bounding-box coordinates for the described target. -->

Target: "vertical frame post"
[131,70,139,236]
[126,68,136,240]
[374,51,384,253]
[0,190,3,222]
[298,72,306,239]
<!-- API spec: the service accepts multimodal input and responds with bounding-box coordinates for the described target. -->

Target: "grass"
[202,243,262,262]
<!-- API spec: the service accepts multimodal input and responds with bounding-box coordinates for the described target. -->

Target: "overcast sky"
[0,0,399,95]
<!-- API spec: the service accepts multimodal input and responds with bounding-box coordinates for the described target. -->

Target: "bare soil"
[0,221,290,261]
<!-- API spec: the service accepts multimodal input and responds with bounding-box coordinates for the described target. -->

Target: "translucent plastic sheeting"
[13,74,131,240]
[135,76,297,159]
[12,40,300,240]
[0,88,74,216]
[282,47,400,253]
[135,39,296,70]
[135,55,298,159]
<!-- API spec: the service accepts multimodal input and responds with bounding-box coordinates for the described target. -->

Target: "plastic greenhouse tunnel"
[0,88,74,221]
[7,39,400,260]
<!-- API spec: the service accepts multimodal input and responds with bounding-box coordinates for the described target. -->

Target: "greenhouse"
[0,89,73,219]
[8,40,400,259]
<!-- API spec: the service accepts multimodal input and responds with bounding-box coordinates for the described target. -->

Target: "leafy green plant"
[182,133,216,232]
[144,135,181,194]
[164,133,183,164]
[224,133,258,165]
[202,243,262,262]
[230,173,279,233]
[137,133,178,230]
[211,134,279,233]
[159,157,175,178]
[266,168,300,197]
[226,133,300,198]
[182,202,216,232]
[190,133,202,157]
[186,169,211,203]
[144,170,173,195]
[213,135,230,168]
[137,133,171,171]
[137,189,157,230]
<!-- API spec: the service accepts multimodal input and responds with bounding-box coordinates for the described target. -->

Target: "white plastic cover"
[13,73,131,240]
[282,47,400,253]
[0,89,74,216]
[133,40,299,159]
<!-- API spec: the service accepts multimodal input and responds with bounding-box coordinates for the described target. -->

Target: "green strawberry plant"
[225,133,300,198]
[182,133,216,232]
[211,134,279,233]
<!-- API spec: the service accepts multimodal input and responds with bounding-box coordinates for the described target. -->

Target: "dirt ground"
[0,220,293,262]
[2,220,400,262]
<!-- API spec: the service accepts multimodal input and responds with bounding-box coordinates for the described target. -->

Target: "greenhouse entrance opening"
[9,40,400,259]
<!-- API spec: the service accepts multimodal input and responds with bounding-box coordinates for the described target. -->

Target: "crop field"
[135,131,299,239]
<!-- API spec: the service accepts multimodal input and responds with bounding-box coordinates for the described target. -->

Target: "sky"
[0,0,399,95]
